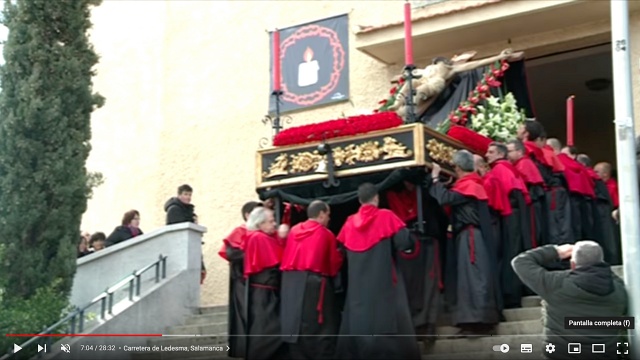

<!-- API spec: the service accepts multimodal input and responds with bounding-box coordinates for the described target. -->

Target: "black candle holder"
[403,64,423,124]
[261,90,292,148]
[317,142,340,188]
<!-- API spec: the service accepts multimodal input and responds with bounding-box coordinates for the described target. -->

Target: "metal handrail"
[1,254,168,360]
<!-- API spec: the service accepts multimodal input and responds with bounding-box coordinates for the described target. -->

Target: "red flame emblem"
[303,47,314,62]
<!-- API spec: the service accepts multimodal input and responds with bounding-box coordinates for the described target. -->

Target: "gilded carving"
[289,151,323,173]
[357,141,382,162]
[262,136,415,179]
[332,144,358,167]
[426,139,455,165]
[382,136,413,160]
[262,153,290,178]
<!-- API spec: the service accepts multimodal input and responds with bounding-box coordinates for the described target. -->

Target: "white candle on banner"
[298,47,319,87]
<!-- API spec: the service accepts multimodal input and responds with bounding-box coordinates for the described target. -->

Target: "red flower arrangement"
[437,60,510,133]
[375,77,406,113]
[272,111,403,147]
[447,125,493,155]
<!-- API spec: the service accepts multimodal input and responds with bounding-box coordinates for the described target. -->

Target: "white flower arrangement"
[469,92,526,143]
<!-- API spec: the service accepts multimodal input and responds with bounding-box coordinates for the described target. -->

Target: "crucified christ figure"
[390,48,524,121]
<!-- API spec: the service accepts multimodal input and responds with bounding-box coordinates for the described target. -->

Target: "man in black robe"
[336,183,421,360]
[577,154,619,264]
[384,180,444,344]
[426,150,500,336]
[508,139,547,246]
[218,201,263,358]
[280,200,343,359]
[517,121,573,244]
[484,142,531,309]
[243,207,286,360]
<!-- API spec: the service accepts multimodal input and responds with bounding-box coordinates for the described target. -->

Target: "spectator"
[165,184,196,224]
[105,210,143,247]
[89,232,107,252]
[77,235,92,258]
[164,184,206,284]
[512,241,627,359]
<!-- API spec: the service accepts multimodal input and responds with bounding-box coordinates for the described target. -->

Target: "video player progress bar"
[6,334,163,337]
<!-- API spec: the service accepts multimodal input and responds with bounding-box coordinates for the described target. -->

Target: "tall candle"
[404,2,414,65]
[273,29,281,92]
[566,95,575,146]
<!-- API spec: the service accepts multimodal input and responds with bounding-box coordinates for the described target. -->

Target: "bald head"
[577,154,591,167]
[595,162,612,181]
[546,138,562,154]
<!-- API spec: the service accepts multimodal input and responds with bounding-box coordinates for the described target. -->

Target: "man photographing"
[512,241,627,359]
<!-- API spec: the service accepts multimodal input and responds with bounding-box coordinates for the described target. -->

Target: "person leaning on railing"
[164,184,206,284]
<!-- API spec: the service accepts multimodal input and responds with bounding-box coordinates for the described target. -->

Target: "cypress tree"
[0,0,104,305]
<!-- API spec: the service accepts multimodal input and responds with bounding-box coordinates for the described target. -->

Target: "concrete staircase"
[422,265,624,360]
[131,265,624,360]
[131,305,229,360]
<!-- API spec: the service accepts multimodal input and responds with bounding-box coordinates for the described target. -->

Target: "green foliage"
[0,0,104,326]
[0,279,72,357]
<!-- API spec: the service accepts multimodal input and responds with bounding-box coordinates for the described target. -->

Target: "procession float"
[256,5,537,231]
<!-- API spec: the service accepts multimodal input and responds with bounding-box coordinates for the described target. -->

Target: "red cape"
[218,224,247,261]
[557,153,595,197]
[513,157,545,186]
[606,178,620,208]
[483,160,529,215]
[541,145,565,172]
[243,230,284,277]
[452,172,488,201]
[337,204,406,252]
[524,141,548,166]
[280,220,343,276]
[386,188,418,223]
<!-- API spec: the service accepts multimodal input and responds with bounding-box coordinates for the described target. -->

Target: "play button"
[13,344,22,353]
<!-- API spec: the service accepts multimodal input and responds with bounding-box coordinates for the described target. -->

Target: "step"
[199,305,228,315]
[184,312,227,325]
[521,296,541,308]
[436,319,542,337]
[423,349,542,360]
[148,335,227,349]
[503,307,541,322]
[166,322,227,335]
[430,334,544,354]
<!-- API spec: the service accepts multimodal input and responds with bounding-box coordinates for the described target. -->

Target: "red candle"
[566,95,575,146]
[404,2,414,65]
[273,29,281,92]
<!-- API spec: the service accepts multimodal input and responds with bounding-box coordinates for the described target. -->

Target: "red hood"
[292,220,323,241]
[557,153,595,197]
[351,204,379,230]
[541,146,565,172]
[524,141,547,165]
[452,172,488,201]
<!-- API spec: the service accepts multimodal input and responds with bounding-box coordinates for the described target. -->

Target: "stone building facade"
[83,0,640,305]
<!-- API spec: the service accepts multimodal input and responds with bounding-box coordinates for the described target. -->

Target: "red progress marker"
[6,334,162,337]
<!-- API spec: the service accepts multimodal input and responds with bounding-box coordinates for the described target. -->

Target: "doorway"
[526,44,615,167]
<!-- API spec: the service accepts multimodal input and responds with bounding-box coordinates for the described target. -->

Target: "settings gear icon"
[545,343,556,353]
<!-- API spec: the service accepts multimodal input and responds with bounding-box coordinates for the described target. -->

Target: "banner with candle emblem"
[268,14,349,113]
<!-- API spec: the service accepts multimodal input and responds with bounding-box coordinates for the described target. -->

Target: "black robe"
[428,181,500,326]
[533,161,573,245]
[592,179,618,264]
[246,267,286,360]
[500,191,531,309]
[383,191,444,338]
[280,272,341,359]
[527,184,547,246]
[336,230,421,360]
[225,246,246,358]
